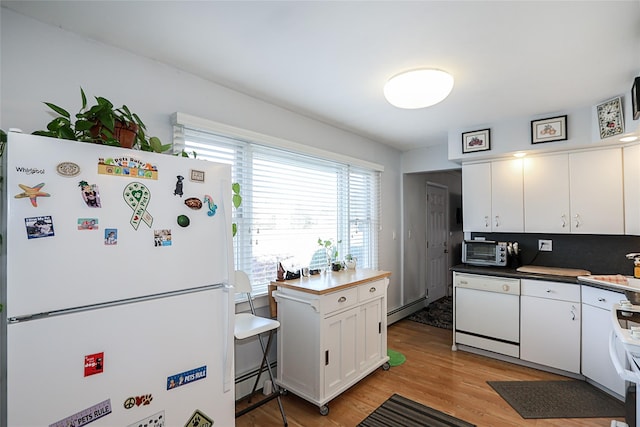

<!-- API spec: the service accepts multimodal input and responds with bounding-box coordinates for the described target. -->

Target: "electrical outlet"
[538,239,552,251]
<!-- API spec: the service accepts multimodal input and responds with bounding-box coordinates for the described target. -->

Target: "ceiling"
[3,1,639,152]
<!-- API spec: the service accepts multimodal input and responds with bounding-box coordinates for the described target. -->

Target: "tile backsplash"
[468,232,640,275]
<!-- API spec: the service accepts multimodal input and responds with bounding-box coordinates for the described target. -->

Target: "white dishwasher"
[453,272,521,357]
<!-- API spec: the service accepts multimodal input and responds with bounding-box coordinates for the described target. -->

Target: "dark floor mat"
[407,296,452,330]
[487,380,625,419]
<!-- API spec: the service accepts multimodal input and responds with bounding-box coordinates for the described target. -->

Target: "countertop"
[451,264,639,294]
[271,268,391,295]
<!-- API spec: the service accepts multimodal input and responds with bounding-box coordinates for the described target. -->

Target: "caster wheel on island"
[319,405,330,416]
[382,362,391,371]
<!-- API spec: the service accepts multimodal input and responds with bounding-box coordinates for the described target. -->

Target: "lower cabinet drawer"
[582,285,623,309]
[521,279,580,302]
[358,279,385,302]
[324,287,358,314]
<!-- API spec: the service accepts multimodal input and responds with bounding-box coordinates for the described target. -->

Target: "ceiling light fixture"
[620,136,639,142]
[384,68,454,109]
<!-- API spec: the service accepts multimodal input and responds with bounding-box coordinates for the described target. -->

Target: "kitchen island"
[271,269,391,415]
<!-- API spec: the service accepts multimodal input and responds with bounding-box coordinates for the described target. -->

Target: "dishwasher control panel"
[454,272,520,295]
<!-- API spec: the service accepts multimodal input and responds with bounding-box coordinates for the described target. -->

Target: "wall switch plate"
[538,239,552,251]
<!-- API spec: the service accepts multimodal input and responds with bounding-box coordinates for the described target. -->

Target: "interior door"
[426,183,449,302]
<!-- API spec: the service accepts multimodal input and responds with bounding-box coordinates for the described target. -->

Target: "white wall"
[0,9,402,295]
[1,9,404,398]
[447,96,640,162]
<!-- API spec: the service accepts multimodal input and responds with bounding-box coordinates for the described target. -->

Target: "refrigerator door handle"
[223,283,234,393]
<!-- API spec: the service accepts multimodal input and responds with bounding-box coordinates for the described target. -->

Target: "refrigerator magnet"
[184,197,202,210]
[185,410,213,427]
[166,365,207,390]
[84,352,104,377]
[25,216,54,239]
[56,161,80,177]
[78,218,99,230]
[174,175,184,197]
[203,195,217,217]
[123,394,153,409]
[123,182,153,230]
[49,398,112,427]
[154,229,172,246]
[104,228,118,245]
[190,169,205,183]
[177,214,190,227]
[79,181,101,208]
[15,182,50,207]
[127,410,165,427]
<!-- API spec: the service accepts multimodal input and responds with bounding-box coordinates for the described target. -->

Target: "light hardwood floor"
[236,319,626,427]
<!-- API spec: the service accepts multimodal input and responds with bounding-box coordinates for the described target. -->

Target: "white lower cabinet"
[520,279,581,373]
[581,285,625,397]
[275,276,389,414]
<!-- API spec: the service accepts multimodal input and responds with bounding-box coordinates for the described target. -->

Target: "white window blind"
[173,124,380,296]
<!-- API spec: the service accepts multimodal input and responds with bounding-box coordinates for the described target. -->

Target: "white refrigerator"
[0,132,236,427]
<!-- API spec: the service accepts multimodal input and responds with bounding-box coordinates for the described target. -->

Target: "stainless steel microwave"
[462,240,508,266]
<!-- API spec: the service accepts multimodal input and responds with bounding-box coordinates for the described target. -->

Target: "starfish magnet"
[15,183,50,207]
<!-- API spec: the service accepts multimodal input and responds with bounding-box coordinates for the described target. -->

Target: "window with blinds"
[173,125,380,296]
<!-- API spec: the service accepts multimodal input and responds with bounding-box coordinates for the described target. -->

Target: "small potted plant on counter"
[33,88,171,153]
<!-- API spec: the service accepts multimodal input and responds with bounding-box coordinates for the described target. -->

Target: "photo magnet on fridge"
[104,228,118,245]
[25,215,54,239]
[84,352,104,377]
[79,181,101,208]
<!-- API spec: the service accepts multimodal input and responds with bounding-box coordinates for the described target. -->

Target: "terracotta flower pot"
[90,120,138,149]
[114,121,138,149]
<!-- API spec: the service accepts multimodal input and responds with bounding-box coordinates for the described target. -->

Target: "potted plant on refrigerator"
[33,88,171,153]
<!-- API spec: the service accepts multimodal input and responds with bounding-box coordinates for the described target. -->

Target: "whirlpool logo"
[15,166,45,175]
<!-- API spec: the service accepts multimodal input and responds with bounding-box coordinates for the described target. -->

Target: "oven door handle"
[609,330,637,383]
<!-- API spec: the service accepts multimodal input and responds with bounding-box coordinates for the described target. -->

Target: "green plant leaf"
[232,223,238,237]
[44,102,70,119]
[232,194,242,209]
[80,87,87,109]
[232,182,241,194]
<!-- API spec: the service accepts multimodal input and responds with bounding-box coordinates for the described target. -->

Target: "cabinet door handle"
[484,216,489,227]
[495,215,500,227]
[574,214,581,228]
[369,287,376,293]
[571,305,577,321]
[561,214,567,228]
[338,296,347,303]
[325,350,329,366]
[598,297,606,302]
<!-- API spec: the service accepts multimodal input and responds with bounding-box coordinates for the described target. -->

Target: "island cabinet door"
[323,306,359,398]
[358,298,383,372]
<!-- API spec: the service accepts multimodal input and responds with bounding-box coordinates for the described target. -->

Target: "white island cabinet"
[272,269,391,415]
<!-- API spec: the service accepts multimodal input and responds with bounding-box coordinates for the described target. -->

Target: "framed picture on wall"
[531,115,567,144]
[462,129,491,153]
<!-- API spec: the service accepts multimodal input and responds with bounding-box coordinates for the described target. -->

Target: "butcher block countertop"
[272,268,391,295]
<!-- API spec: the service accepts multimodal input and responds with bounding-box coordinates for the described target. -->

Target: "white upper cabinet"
[523,154,570,233]
[463,160,523,233]
[523,148,624,234]
[624,144,640,235]
[569,148,623,234]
